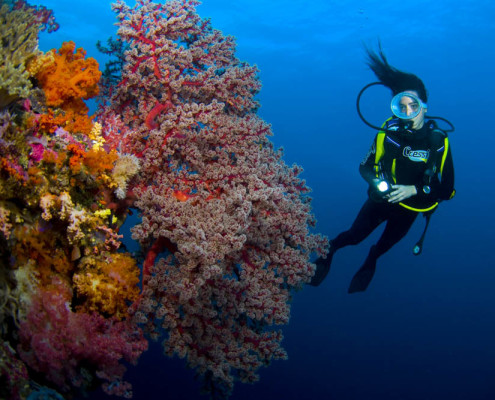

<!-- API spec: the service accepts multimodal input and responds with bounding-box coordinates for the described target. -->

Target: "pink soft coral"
[17,279,147,397]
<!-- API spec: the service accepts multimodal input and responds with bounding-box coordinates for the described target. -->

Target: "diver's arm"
[359,136,380,185]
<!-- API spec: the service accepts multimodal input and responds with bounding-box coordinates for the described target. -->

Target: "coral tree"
[99,0,328,396]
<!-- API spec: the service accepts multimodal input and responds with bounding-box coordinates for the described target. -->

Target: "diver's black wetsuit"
[331,199,418,260]
[333,119,455,258]
[311,118,455,291]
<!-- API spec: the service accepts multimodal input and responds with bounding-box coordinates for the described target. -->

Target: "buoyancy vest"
[373,118,452,213]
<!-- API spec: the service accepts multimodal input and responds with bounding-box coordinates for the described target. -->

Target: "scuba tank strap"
[420,121,447,194]
[413,123,445,256]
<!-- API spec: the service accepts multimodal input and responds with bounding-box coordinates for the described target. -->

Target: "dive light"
[370,178,392,201]
[376,180,390,194]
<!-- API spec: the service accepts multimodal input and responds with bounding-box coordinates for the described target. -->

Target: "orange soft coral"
[73,253,140,319]
[67,142,86,174]
[34,41,101,110]
[84,148,118,173]
[36,108,93,135]
[12,225,73,285]
[33,41,101,134]
[41,148,67,168]
[83,148,118,187]
[66,144,118,183]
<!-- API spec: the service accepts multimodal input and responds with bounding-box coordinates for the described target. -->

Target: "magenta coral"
[0,340,30,400]
[17,279,148,398]
[12,0,59,33]
[99,0,328,396]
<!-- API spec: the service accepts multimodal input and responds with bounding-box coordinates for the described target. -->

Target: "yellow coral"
[111,154,140,199]
[12,260,40,322]
[39,193,58,220]
[58,191,74,219]
[0,3,41,109]
[89,121,102,140]
[37,192,92,244]
[12,225,73,285]
[73,253,140,319]
[26,51,55,77]
[66,208,90,243]
[0,205,12,239]
[89,121,105,150]
[94,208,111,219]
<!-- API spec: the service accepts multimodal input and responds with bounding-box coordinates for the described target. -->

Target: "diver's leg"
[309,199,384,287]
[331,199,385,249]
[373,207,418,257]
[348,207,417,293]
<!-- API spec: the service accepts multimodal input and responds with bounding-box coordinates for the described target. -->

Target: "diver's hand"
[387,185,417,203]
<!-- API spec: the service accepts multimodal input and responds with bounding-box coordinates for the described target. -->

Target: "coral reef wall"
[0,0,328,399]
[1,1,146,399]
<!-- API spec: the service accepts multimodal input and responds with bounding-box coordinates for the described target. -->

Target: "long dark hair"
[365,44,428,103]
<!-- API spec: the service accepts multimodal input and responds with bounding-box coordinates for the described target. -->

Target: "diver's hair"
[365,44,428,103]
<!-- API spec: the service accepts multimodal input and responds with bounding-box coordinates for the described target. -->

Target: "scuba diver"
[310,46,455,293]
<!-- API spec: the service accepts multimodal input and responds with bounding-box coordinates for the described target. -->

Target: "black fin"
[348,252,377,293]
[308,252,335,287]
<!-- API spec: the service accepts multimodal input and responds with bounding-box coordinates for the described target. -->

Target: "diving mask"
[390,92,427,120]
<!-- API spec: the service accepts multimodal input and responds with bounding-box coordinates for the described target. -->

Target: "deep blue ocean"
[31,0,495,399]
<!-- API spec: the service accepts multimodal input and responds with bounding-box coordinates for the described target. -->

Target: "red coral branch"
[144,100,173,130]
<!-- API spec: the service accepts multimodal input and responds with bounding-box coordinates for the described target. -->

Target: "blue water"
[32,0,495,399]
